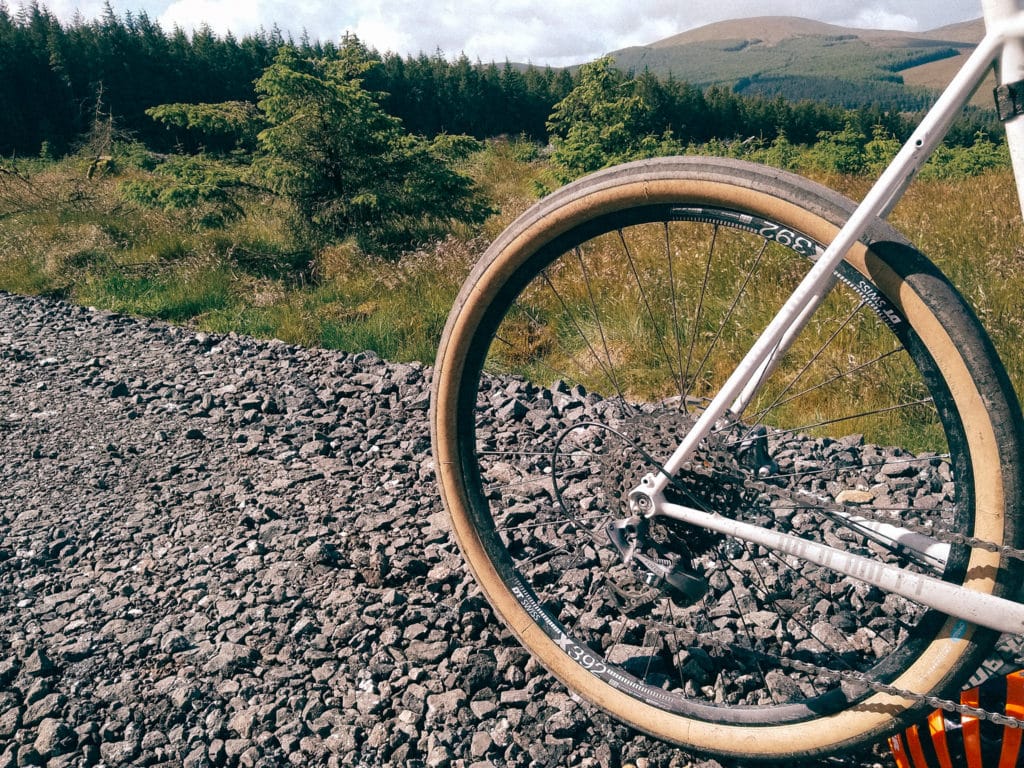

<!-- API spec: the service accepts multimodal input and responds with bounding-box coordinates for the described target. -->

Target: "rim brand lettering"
[557,633,608,674]
[854,279,903,328]
[758,222,817,256]
[514,577,684,710]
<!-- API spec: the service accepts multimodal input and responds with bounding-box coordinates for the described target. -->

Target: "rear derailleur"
[605,516,709,606]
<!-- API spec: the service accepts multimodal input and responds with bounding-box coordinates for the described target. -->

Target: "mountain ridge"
[602,16,990,110]
[646,16,983,49]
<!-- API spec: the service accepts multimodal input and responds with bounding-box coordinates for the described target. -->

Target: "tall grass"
[1,141,1023,425]
[889,172,1024,389]
[75,258,235,321]
[189,235,481,361]
[484,214,944,452]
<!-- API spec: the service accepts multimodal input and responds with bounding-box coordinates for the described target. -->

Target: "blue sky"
[33,0,981,66]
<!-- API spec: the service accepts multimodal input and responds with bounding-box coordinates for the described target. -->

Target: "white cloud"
[36,0,169,25]
[843,8,919,31]
[158,0,264,34]
[32,0,107,20]
[32,0,981,65]
[348,1,604,63]
[155,0,337,36]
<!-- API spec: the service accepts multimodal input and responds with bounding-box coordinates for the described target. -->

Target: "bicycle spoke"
[440,176,1014,747]
[665,222,688,406]
[741,298,869,435]
[619,228,687,403]
[682,223,718,404]
[574,247,628,401]
[687,239,769,400]
[753,347,905,419]
[753,397,937,441]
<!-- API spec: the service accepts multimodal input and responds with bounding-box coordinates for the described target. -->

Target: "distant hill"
[900,19,993,104]
[606,16,993,111]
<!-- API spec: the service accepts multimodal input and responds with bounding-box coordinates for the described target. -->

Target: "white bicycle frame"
[632,0,1024,635]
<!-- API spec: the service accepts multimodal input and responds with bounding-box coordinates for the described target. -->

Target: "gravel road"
[0,291,894,768]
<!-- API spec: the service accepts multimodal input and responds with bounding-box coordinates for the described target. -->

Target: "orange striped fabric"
[887,671,1024,768]
[997,672,1024,768]
[962,686,983,768]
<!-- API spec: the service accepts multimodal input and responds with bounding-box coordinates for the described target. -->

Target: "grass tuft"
[1,143,1023,421]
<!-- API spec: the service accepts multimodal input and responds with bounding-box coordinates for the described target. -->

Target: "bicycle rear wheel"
[430,157,1024,760]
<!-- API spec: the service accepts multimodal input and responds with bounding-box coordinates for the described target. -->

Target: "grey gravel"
[0,291,898,767]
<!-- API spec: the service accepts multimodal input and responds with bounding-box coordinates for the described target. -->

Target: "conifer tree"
[255,38,490,254]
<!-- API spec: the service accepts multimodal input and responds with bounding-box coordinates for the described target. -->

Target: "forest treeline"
[0,2,1001,158]
[1,4,1018,380]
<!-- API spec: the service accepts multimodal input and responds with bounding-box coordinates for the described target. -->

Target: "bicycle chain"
[590,411,1024,730]
[739,645,1024,730]
[779,484,1024,563]
[745,483,1024,729]
[692,561,1024,730]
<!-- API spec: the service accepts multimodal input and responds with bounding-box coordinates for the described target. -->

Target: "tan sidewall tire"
[430,157,1022,760]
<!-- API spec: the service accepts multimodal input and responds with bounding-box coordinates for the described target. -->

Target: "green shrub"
[546,56,684,183]
[146,101,264,153]
[921,133,1010,180]
[120,155,247,227]
[254,40,491,255]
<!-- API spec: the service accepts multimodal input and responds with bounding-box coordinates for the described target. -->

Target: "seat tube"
[983,0,1024,214]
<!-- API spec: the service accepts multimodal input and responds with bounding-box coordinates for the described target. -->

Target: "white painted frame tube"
[657,499,1024,635]
[644,11,1024,497]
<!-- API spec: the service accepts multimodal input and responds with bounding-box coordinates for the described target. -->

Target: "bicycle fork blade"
[656,499,1024,635]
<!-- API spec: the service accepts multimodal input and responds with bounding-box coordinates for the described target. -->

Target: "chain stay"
[717,477,1024,728]
[567,413,1024,730]
[782,485,1024,563]
[595,417,1024,731]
